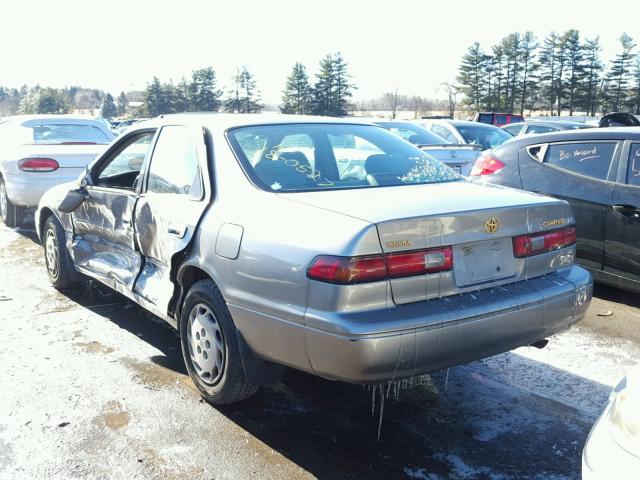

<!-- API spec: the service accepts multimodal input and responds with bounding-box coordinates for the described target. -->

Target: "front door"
[70,131,156,289]
[604,142,640,288]
[133,125,210,318]
[519,139,620,272]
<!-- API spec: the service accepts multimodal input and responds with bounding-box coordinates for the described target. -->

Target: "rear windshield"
[227,123,461,192]
[456,124,513,150]
[375,122,449,146]
[29,124,111,144]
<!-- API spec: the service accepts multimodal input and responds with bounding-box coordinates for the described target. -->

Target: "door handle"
[167,222,187,238]
[612,204,640,217]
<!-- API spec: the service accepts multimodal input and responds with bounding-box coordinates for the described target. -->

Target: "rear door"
[604,142,640,287]
[519,139,620,271]
[133,124,211,318]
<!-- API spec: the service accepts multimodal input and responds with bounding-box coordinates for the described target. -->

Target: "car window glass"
[147,126,202,198]
[277,133,316,169]
[457,125,513,150]
[495,115,507,125]
[526,124,557,134]
[96,132,154,188]
[329,133,384,179]
[627,144,640,186]
[545,142,616,180]
[431,124,457,143]
[30,124,111,144]
[376,122,448,145]
[503,125,521,136]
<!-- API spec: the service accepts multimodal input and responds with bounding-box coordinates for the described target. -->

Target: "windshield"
[456,124,513,150]
[375,122,449,146]
[227,123,461,192]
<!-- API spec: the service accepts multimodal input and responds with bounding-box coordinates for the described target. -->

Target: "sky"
[1,0,639,105]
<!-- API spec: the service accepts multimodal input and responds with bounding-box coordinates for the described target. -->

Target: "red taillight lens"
[307,246,453,284]
[513,226,576,258]
[17,158,59,172]
[470,154,505,176]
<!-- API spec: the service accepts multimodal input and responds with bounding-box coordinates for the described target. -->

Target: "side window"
[147,126,202,198]
[526,124,557,134]
[503,125,521,136]
[495,115,507,125]
[329,133,384,179]
[431,124,457,143]
[96,132,155,189]
[275,133,316,169]
[627,144,640,186]
[545,142,616,180]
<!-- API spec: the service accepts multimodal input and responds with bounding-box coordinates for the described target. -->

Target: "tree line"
[457,31,640,116]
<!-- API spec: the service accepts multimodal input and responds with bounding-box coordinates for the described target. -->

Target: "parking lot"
[0,221,638,479]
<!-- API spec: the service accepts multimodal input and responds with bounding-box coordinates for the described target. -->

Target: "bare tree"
[439,82,458,118]
[383,88,400,119]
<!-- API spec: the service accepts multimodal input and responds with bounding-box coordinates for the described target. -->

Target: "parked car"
[416,119,514,151]
[372,120,482,175]
[116,118,144,134]
[36,114,592,405]
[0,115,115,227]
[503,120,594,137]
[474,112,524,126]
[582,364,640,479]
[598,112,640,128]
[469,128,640,293]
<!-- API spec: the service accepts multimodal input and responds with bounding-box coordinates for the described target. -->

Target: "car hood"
[281,181,561,224]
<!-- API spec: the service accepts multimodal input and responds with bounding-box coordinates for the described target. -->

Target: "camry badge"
[542,218,566,228]
[485,217,501,234]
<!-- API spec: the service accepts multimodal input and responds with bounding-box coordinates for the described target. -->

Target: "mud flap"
[236,331,286,386]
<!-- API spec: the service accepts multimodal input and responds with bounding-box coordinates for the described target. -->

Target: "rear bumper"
[3,170,83,208]
[303,265,592,383]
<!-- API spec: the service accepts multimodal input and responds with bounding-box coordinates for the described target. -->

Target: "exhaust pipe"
[529,339,549,349]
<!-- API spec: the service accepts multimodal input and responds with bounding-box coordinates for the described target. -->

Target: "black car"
[470,128,640,292]
[502,120,594,137]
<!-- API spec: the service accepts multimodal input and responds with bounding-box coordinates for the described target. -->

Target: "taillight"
[470,153,505,176]
[17,158,59,172]
[513,226,576,258]
[307,246,453,284]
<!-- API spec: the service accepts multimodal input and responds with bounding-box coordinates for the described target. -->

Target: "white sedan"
[583,364,640,479]
[0,115,114,227]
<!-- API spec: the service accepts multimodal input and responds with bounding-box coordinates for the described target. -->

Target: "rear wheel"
[180,279,258,405]
[43,215,77,289]
[0,179,23,228]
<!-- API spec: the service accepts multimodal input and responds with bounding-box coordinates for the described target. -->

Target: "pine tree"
[188,67,222,112]
[457,42,487,111]
[224,67,261,113]
[605,33,636,111]
[518,32,539,115]
[310,53,355,116]
[117,91,128,117]
[332,53,355,116]
[100,93,117,119]
[281,62,310,114]
[539,33,559,114]
[581,37,604,115]
[632,56,640,114]
[143,77,164,116]
[563,30,584,115]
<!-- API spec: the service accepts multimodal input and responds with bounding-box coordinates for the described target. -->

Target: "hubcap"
[187,303,225,385]
[0,182,7,219]
[45,227,59,278]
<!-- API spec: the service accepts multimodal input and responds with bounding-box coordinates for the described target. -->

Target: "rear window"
[227,123,461,192]
[457,125,512,150]
[375,122,448,146]
[476,113,493,124]
[545,142,616,180]
[29,123,111,144]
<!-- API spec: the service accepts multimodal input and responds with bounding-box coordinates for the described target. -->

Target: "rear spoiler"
[418,143,482,151]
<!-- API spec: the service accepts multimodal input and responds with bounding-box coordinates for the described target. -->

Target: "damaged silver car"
[36,114,593,404]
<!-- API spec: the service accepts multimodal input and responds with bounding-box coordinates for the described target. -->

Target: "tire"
[0,178,23,228]
[180,279,258,405]
[43,215,77,290]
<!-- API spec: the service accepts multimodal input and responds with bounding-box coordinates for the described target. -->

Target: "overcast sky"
[2,0,638,104]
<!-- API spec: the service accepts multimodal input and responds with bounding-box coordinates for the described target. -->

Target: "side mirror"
[58,188,89,213]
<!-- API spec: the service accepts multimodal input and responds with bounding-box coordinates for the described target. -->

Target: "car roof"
[135,113,382,130]
[3,114,108,126]
[525,119,589,127]
[497,126,640,149]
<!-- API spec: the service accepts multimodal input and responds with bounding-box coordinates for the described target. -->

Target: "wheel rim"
[0,182,7,220]
[187,303,225,385]
[45,227,59,279]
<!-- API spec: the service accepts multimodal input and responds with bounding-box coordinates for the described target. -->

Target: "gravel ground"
[1,221,639,480]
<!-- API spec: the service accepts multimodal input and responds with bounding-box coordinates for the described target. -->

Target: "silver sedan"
[36,114,592,404]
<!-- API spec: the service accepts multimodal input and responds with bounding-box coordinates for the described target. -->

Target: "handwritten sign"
[558,146,599,162]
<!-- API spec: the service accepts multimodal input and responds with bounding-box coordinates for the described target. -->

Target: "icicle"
[386,381,391,399]
[371,385,376,417]
[444,368,450,394]
[377,384,385,442]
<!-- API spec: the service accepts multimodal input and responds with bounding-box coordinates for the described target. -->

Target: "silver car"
[0,115,114,227]
[416,119,514,151]
[36,114,592,405]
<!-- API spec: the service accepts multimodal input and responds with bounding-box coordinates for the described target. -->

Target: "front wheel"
[43,215,77,289]
[0,179,23,228]
[180,279,258,405]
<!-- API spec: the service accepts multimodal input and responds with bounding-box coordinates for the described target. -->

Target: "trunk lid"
[419,144,481,175]
[286,182,575,304]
